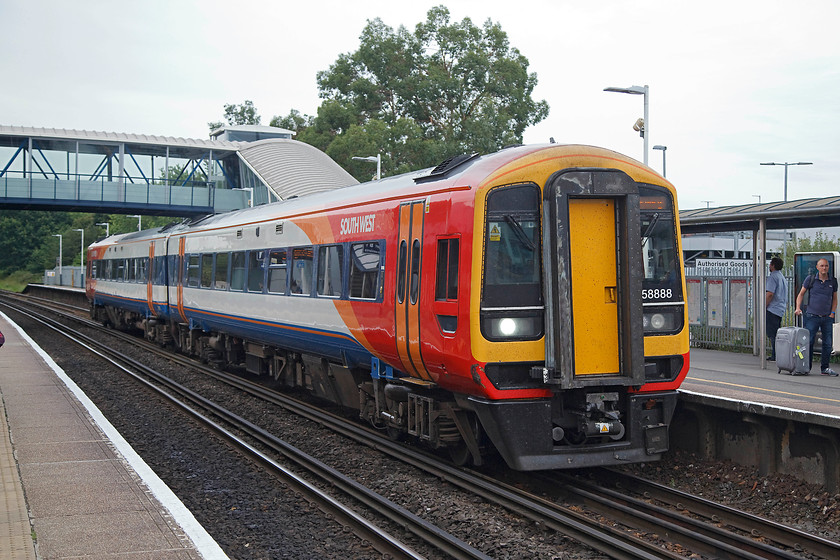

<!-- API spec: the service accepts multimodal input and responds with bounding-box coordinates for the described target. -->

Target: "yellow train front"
[404,144,690,469]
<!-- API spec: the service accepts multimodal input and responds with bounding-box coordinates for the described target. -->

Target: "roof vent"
[275,222,284,235]
[415,153,479,184]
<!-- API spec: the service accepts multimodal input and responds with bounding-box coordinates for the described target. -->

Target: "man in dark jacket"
[794,258,838,376]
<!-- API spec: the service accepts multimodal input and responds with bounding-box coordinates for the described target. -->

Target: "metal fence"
[684,265,795,352]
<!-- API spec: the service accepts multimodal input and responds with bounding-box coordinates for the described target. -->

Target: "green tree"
[301,5,548,180]
[209,100,262,133]
[781,231,840,272]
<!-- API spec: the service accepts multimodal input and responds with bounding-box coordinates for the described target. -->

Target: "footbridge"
[0,124,357,217]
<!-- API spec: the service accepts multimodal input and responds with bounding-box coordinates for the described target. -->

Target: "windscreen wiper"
[504,215,536,251]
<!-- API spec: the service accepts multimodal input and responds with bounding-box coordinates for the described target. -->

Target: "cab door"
[544,169,645,388]
[394,201,433,381]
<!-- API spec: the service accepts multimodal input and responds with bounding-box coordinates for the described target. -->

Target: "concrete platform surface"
[0,311,227,559]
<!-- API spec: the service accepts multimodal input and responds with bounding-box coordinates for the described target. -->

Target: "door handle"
[605,286,617,303]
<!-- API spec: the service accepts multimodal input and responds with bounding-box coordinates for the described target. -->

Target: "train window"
[291,247,313,295]
[638,185,681,302]
[349,242,381,300]
[397,240,407,304]
[154,256,166,285]
[139,258,149,283]
[267,249,286,294]
[167,255,178,285]
[483,184,542,308]
[201,254,213,288]
[317,245,344,297]
[127,258,137,282]
[248,250,266,292]
[435,238,459,301]
[116,259,126,282]
[409,239,421,305]
[215,253,229,290]
[230,251,247,291]
[187,255,200,288]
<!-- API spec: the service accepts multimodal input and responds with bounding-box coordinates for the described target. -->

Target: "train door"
[146,241,155,316]
[394,201,434,381]
[543,170,645,388]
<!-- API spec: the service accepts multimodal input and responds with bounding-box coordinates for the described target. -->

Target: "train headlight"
[642,306,684,335]
[499,318,517,336]
[480,312,544,341]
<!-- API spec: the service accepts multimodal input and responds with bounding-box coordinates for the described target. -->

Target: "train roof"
[89,143,657,247]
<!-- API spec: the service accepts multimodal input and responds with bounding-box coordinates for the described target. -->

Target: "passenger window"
[247,250,265,292]
[267,249,287,294]
[317,245,344,297]
[291,247,313,295]
[187,255,200,287]
[349,242,381,300]
[435,238,459,301]
[127,258,137,282]
[230,251,246,291]
[201,254,213,288]
[116,259,126,282]
[215,253,229,290]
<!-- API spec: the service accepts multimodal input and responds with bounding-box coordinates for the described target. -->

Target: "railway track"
[3,291,837,559]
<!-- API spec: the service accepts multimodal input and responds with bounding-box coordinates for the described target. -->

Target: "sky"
[1,0,838,212]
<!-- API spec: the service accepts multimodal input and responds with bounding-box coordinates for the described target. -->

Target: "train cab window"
[215,252,230,290]
[409,239,421,305]
[248,250,265,292]
[349,242,382,300]
[481,184,543,341]
[200,254,213,288]
[267,249,287,294]
[291,247,313,295]
[230,251,246,291]
[317,245,344,297]
[435,238,459,301]
[639,185,682,301]
[397,240,407,304]
[187,255,200,288]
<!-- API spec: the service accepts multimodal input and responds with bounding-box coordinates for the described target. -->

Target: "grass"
[0,271,43,292]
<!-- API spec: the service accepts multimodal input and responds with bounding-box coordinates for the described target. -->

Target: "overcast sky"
[2,0,838,211]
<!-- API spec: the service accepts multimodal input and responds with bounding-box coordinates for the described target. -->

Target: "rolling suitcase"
[775,326,810,375]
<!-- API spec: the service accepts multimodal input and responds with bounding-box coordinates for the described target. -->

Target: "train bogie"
[86,143,689,470]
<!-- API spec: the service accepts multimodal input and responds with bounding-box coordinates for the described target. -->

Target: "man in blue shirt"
[794,258,839,376]
[765,257,787,361]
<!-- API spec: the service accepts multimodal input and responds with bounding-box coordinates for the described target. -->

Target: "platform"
[0,311,227,559]
[681,347,840,426]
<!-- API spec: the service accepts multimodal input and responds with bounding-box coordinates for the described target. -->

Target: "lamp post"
[701,201,714,208]
[96,222,110,237]
[653,145,667,177]
[759,161,813,202]
[73,228,85,285]
[352,154,381,180]
[604,84,649,165]
[53,234,62,285]
[753,194,761,204]
[129,214,142,231]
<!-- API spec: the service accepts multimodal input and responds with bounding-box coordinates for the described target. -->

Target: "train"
[86,143,689,470]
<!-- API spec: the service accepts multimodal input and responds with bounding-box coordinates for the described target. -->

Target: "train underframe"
[91,302,677,470]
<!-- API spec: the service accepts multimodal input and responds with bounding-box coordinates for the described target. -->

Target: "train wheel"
[448,441,472,467]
